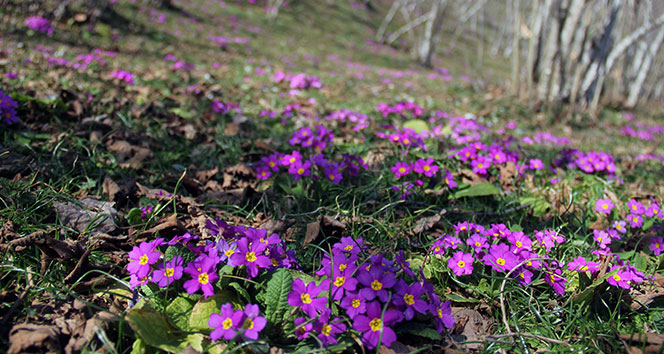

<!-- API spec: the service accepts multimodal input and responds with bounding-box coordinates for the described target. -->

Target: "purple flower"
[443,169,457,189]
[288,160,312,181]
[607,266,632,289]
[241,304,266,340]
[280,150,303,166]
[466,234,488,253]
[471,156,491,175]
[567,256,599,273]
[593,230,611,249]
[324,164,343,184]
[294,317,313,340]
[287,278,329,317]
[315,309,346,347]
[209,303,244,341]
[529,158,544,170]
[627,199,645,215]
[353,301,401,349]
[357,264,397,302]
[506,231,532,253]
[391,161,411,179]
[413,158,439,177]
[127,240,162,279]
[545,268,566,295]
[595,198,614,214]
[392,280,428,320]
[613,220,627,234]
[230,237,271,278]
[111,70,134,85]
[25,16,53,35]
[333,236,363,256]
[628,214,643,228]
[331,266,358,301]
[514,267,533,286]
[183,255,219,298]
[340,292,366,318]
[256,166,272,180]
[646,203,663,219]
[482,244,518,272]
[650,237,664,256]
[152,255,183,287]
[448,251,474,276]
[429,295,455,333]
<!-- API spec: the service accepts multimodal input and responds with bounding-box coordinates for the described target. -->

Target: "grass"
[2,0,664,353]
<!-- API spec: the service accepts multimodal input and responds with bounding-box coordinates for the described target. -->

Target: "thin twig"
[487,333,571,346]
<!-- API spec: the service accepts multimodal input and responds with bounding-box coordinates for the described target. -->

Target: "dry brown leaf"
[102,177,121,202]
[304,220,321,245]
[224,123,240,136]
[411,209,447,234]
[135,214,188,240]
[194,168,219,184]
[8,324,61,354]
[54,198,118,235]
[106,140,152,169]
[451,307,493,351]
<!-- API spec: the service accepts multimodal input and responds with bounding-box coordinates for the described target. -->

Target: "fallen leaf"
[8,324,61,354]
[411,209,447,234]
[194,168,218,184]
[304,220,321,245]
[106,140,152,169]
[451,307,493,351]
[54,198,118,235]
[135,214,188,241]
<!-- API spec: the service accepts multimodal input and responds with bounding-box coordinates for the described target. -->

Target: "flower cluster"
[287,237,454,349]
[164,54,194,71]
[209,303,266,341]
[255,149,367,183]
[376,127,425,148]
[288,125,333,151]
[211,100,242,114]
[125,219,297,295]
[111,70,135,85]
[376,101,424,118]
[25,16,53,35]
[431,222,568,294]
[326,109,369,131]
[558,149,616,175]
[0,91,19,124]
[274,71,322,90]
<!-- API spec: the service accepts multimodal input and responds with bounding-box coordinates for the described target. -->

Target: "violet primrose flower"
[209,303,244,341]
[353,301,401,349]
[183,255,219,298]
[127,240,162,280]
[287,278,329,317]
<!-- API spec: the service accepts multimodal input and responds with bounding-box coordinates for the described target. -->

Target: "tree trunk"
[377,0,401,42]
[535,0,560,102]
[626,26,664,107]
[511,0,521,94]
[417,0,447,67]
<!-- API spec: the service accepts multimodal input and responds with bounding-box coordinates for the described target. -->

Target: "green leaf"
[170,107,196,119]
[262,268,293,324]
[126,308,188,353]
[400,322,443,341]
[166,294,199,331]
[127,208,143,225]
[443,292,480,303]
[453,183,500,199]
[402,119,429,133]
[227,282,251,303]
[131,339,148,354]
[188,291,239,332]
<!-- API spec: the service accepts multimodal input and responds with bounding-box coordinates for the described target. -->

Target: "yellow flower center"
[437,308,443,318]
[244,318,254,330]
[225,249,234,257]
[457,260,465,268]
[613,274,621,282]
[602,204,608,210]
[223,318,233,330]
[246,252,257,262]
[289,157,296,163]
[260,238,267,244]
[334,276,345,287]
[328,174,336,180]
[632,205,637,211]
[445,178,449,184]
[369,318,382,332]
[656,243,661,249]
[477,163,483,168]
[549,274,556,282]
[352,299,361,308]
[165,268,174,277]
[321,324,331,336]
[404,293,415,305]
[475,242,481,247]
[269,161,275,167]
[339,264,347,271]
[597,237,603,242]
[198,272,209,285]
[344,245,353,251]
[460,226,467,231]
[301,293,312,304]
[496,258,505,266]
[139,254,149,265]
[297,168,305,175]
[519,273,525,279]
[398,167,405,173]
[633,217,639,223]
[403,139,410,144]
[580,266,588,271]
[371,279,383,291]
[271,258,279,266]
[515,241,522,248]
[423,165,430,171]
